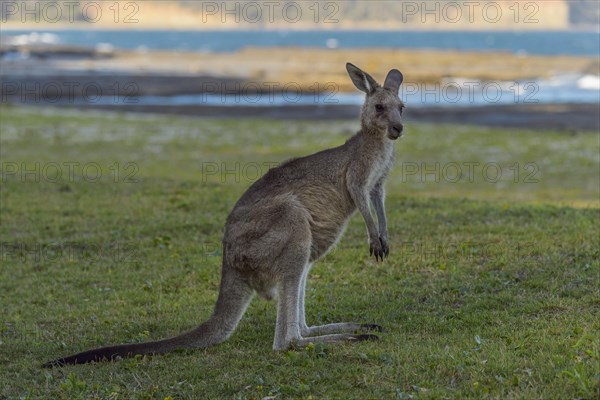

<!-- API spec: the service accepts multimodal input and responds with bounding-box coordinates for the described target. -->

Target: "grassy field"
[1,105,598,399]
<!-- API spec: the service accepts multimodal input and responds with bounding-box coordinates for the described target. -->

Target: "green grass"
[1,105,599,399]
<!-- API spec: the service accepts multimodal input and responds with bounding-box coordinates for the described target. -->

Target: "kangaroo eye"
[375,104,384,112]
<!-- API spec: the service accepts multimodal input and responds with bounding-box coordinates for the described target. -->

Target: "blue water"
[4,29,600,56]
[68,75,600,108]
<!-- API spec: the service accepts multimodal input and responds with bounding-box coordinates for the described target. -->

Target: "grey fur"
[42,63,405,367]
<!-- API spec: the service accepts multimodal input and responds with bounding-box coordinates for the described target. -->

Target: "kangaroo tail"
[42,268,253,367]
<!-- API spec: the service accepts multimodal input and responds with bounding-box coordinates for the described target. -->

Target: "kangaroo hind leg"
[273,261,379,351]
[298,267,383,338]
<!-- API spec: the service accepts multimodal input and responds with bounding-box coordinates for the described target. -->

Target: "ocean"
[3,29,600,56]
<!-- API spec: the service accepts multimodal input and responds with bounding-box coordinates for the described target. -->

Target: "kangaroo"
[42,63,405,367]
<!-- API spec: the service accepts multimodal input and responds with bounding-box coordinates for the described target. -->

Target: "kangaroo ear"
[384,69,403,94]
[346,62,378,94]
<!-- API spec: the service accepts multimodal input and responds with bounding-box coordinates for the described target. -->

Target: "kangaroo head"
[346,63,405,140]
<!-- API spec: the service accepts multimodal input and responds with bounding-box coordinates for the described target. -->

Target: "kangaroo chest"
[367,144,395,188]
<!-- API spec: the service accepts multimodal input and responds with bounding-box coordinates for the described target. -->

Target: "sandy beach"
[3,47,597,89]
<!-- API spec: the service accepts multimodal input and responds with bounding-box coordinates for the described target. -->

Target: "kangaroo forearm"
[370,190,387,237]
[353,191,378,237]
[359,206,377,235]
[375,207,387,236]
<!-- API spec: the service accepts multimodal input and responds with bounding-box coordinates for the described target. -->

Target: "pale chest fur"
[366,143,395,189]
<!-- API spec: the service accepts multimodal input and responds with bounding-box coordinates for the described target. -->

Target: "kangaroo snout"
[389,123,403,139]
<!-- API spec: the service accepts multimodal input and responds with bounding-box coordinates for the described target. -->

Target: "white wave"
[8,32,60,46]
[578,75,600,90]
[411,74,600,107]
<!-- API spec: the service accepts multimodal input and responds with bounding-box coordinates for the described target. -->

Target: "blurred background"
[1,0,599,129]
[1,4,599,397]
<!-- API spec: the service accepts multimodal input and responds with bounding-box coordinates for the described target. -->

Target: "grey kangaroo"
[43,63,405,367]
